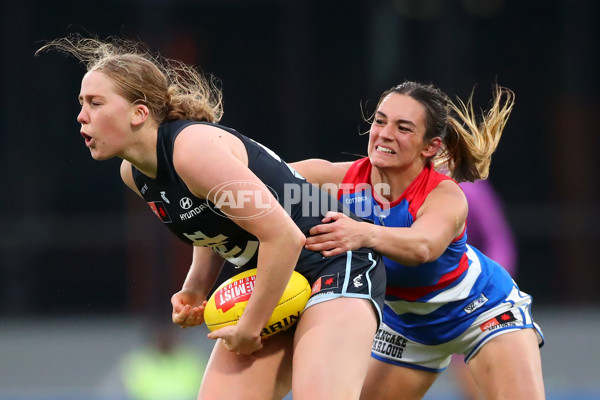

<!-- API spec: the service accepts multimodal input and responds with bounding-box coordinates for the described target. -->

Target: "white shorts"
[370,285,544,372]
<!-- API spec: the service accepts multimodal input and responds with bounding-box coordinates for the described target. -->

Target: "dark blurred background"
[1,1,600,398]
[2,0,599,322]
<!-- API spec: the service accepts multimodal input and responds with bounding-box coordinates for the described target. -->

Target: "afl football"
[204,269,311,337]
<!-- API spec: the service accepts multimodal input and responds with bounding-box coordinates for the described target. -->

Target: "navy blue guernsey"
[132,119,353,270]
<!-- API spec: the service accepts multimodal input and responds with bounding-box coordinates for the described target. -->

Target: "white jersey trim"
[386,245,482,316]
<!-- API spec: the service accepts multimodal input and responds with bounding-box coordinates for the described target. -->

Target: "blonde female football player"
[37,35,386,400]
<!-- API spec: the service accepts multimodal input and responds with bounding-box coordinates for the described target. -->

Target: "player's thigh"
[292,297,377,400]
[360,357,439,400]
[198,329,294,400]
[468,329,544,400]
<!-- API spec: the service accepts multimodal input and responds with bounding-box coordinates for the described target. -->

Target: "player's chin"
[369,155,394,168]
[89,149,114,161]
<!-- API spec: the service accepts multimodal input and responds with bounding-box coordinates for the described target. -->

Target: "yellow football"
[204,269,311,337]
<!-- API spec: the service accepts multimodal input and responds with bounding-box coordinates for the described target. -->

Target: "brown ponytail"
[439,86,514,182]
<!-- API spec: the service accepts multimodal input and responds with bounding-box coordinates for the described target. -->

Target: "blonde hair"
[376,82,515,182]
[36,34,223,124]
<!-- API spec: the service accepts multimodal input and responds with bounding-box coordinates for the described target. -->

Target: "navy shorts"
[295,247,386,326]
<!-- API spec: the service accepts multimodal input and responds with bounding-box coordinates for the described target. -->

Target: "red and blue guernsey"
[338,158,515,345]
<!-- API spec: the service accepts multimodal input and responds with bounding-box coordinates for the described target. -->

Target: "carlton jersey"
[131,120,367,277]
[338,158,515,345]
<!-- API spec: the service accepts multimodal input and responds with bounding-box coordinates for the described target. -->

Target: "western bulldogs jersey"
[132,120,356,272]
[339,158,515,345]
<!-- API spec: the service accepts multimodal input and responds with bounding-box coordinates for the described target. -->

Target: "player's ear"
[131,103,150,127]
[422,137,442,158]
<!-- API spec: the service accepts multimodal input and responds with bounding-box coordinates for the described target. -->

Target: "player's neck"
[122,126,159,179]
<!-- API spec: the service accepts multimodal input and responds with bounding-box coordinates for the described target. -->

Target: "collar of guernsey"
[337,157,472,301]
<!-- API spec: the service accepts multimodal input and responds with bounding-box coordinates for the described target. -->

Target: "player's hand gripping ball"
[204,269,311,337]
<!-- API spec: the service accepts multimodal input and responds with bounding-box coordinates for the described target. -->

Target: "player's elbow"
[293,229,307,250]
[279,224,306,253]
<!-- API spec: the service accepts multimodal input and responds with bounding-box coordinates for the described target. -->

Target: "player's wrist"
[235,315,265,338]
[180,283,207,296]
[363,222,377,249]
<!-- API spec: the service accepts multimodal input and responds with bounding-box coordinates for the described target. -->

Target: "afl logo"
[207,180,278,220]
[180,197,193,210]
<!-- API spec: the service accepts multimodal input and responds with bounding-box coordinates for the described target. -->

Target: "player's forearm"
[182,247,225,296]
[366,225,433,266]
[236,231,305,333]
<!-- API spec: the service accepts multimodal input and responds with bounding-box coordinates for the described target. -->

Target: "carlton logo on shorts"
[480,310,517,332]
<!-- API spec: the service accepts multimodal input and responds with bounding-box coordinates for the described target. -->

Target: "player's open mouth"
[81,132,93,146]
[376,145,395,154]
